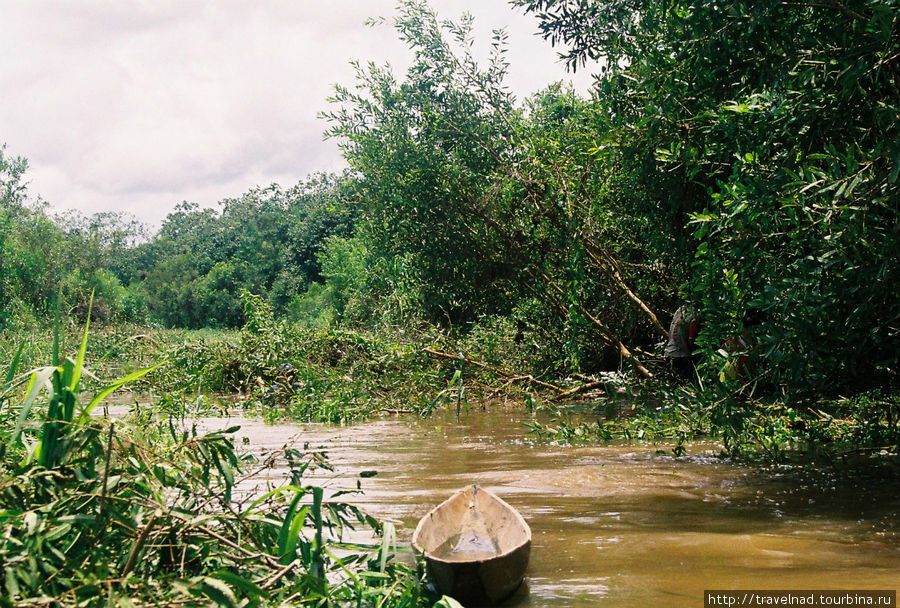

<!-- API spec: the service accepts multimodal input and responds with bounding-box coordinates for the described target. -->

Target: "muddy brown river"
[191,406,899,607]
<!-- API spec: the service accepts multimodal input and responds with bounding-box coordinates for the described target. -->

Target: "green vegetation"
[2,0,898,457]
[514,0,900,394]
[138,293,542,424]
[1,146,144,328]
[320,0,899,457]
[2,2,899,602]
[0,312,468,607]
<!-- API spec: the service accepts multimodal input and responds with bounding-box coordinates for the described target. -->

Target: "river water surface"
[192,406,898,607]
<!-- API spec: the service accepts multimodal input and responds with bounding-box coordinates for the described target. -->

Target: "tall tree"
[325,1,683,375]
[516,0,900,392]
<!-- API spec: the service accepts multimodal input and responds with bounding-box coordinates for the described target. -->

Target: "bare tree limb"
[584,241,669,339]
[422,347,563,391]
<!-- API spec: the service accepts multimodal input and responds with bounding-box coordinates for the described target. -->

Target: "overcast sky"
[0,1,596,228]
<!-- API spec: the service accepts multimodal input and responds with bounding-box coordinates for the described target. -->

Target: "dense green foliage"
[323,0,900,396]
[2,0,898,456]
[320,0,898,453]
[0,146,143,328]
[516,0,900,395]
[0,159,355,331]
[324,4,682,380]
[0,319,454,607]
[119,175,358,329]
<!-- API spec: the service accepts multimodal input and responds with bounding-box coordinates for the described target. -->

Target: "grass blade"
[281,506,309,562]
[12,366,57,444]
[78,363,162,423]
[3,341,26,393]
[379,521,395,573]
[69,290,94,391]
[52,301,60,368]
[277,489,305,555]
[240,485,305,521]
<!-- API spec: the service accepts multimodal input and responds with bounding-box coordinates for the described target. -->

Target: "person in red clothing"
[720,308,765,382]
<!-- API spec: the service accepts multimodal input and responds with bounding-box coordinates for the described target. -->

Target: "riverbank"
[3,313,899,464]
[0,324,443,607]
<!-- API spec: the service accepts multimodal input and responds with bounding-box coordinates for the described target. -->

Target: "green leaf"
[196,577,238,608]
[242,485,305,516]
[52,294,61,368]
[209,570,267,599]
[281,506,309,562]
[890,149,900,184]
[69,291,93,391]
[277,489,306,556]
[12,366,56,445]
[5,568,20,598]
[3,341,26,394]
[78,363,162,423]
[379,521,396,572]
[23,511,38,534]
[435,596,466,608]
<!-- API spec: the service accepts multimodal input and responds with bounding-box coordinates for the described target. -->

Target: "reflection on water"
[181,406,899,607]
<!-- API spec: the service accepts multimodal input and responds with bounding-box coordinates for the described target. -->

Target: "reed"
[0,311,442,607]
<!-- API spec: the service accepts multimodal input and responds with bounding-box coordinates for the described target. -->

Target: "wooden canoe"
[412,485,531,606]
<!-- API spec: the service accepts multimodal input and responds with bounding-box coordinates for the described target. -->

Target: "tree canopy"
[2,0,897,399]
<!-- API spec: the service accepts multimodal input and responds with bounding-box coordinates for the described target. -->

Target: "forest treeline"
[2,0,898,404]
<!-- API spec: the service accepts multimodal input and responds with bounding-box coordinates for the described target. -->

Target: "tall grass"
[126,293,541,425]
[0,311,442,607]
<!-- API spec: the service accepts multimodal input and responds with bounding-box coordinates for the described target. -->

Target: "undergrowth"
[525,379,900,466]
[3,291,897,465]
[0,305,462,607]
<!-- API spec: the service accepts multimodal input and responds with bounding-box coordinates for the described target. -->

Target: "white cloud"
[0,1,596,228]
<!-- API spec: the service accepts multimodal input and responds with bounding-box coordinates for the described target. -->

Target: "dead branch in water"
[549,380,608,402]
[422,348,563,392]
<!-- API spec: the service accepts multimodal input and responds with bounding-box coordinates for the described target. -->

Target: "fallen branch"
[550,380,608,402]
[422,348,562,392]
[533,269,654,379]
[121,516,157,576]
[260,559,301,590]
[372,408,415,415]
[584,242,669,339]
